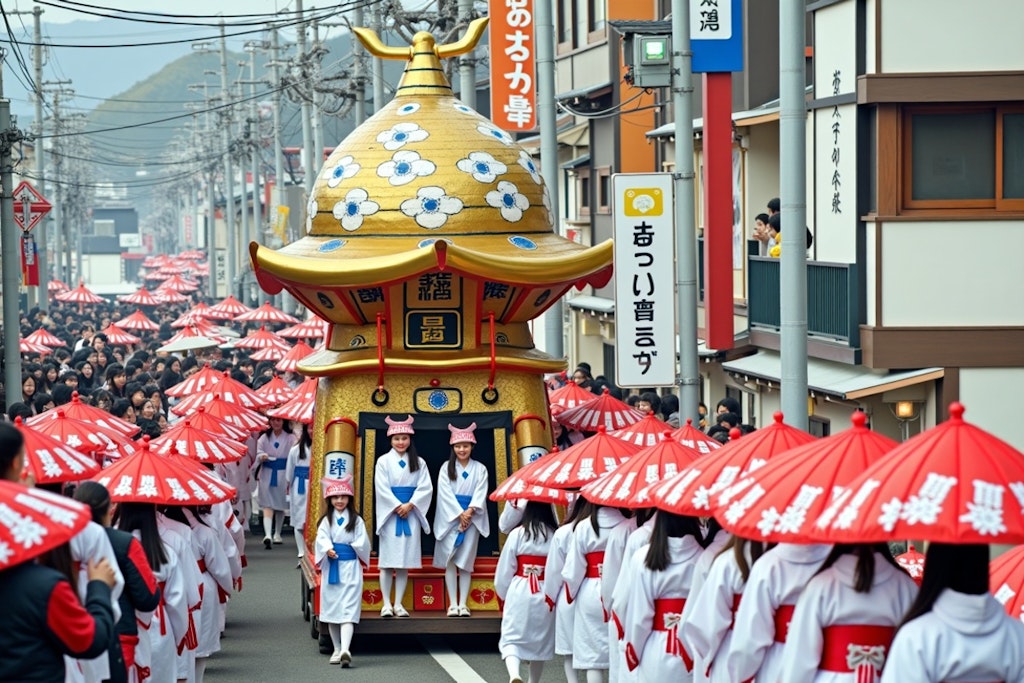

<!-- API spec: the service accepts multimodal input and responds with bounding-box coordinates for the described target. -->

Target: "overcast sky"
[9,1,327,24]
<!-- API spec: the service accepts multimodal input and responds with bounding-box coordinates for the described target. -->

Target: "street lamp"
[888,400,922,442]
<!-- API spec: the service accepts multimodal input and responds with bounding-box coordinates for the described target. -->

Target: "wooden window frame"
[577,168,592,217]
[900,104,1024,213]
[596,167,611,214]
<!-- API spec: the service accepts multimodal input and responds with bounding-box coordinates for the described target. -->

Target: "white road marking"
[418,635,490,683]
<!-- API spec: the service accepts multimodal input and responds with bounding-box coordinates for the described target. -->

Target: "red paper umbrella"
[55,281,104,305]
[548,381,597,409]
[611,412,673,447]
[255,375,295,405]
[709,412,898,541]
[153,287,189,304]
[150,420,246,463]
[25,328,66,348]
[48,279,69,293]
[276,316,329,340]
[671,418,724,455]
[178,249,205,260]
[991,545,1024,620]
[275,340,315,373]
[650,413,817,517]
[158,273,199,292]
[157,326,224,354]
[186,406,250,441]
[197,395,268,432]
[490,466,573,505]
[118,287,162,307]
[170,374,271,415]
[101,324,142,346]
[115,310,158,333]
[143,270,169,281]
[171,303,212,328]
[580,432,707,508]
[14,417,102,484]
[28,392,140,438]
[206,295,252,320]
[30,410,139,460]
[233,325,290,351]
[897,543,926,586]
[0,481,92,570]
[164,365,224,399]
[19,338,52,355]
[555,388,644,432]
[266,378,317,424]
[94,437,235,505]
[523,426,642,489]
[812,402,1024,544]
[233,301,300,325]
[249,344,290,362]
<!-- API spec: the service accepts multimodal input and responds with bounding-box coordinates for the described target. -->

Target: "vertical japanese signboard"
[489,0,536,132]
[612,173,676,388]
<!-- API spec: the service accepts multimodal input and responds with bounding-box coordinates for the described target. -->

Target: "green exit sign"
[644,38,667,62]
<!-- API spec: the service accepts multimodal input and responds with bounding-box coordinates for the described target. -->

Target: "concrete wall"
[959,368,1024,451]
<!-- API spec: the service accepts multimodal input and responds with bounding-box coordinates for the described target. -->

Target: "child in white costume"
[285,423,313,561]
[374,415,433,617]
[543,498,588,683]
[315,475,371,667]
[255,417,298,549]
[778,543,918,683]
[495,500,558,683]
[433,422,490,617]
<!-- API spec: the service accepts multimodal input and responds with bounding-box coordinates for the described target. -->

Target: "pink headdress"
[385,414,415,436]
[322,475,354,499]
[448,422,478,445]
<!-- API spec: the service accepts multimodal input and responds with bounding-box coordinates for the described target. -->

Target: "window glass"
[580,176,591,209]
[599,174,610,208]
[911,112,995,200]
[1003,113,1024,199]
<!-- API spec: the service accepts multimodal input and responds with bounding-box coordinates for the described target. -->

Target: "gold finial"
[352,18,490,96]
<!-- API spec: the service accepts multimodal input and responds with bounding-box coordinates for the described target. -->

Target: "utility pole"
[296,0,316,192]
[237,82,249,301]
[31,6,46,307]
[311,16,326,158]
[457,0,476,108]
[671,0,700,418]
[779,0,809,430]
[1,59,25,407]
[246,45,266,302]
[351,5,366,125]
[535,0,562,359]
[218,21,238,296]
[370,4,387,113]
[49,87,64,283]
[270,28,293,312]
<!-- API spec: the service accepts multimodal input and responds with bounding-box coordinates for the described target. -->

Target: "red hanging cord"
[487,312,497,390]
[376,312,386,392]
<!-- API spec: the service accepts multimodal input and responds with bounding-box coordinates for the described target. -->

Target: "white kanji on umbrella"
[188,481,210,501]
[724,485,766,526]
[113,476,134,497]
[137,475,159,498]
[10,513,47,548]
[959,480,1007,536]
[166,478,189,501]
[0,541,11,564]
[757,484,825,537]
[17,494,80,527]
[878,473,956,532]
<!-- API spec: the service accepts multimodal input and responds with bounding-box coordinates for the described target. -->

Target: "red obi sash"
[516,554,547,593]
[652,598,693,670]
[819,624,896,683]
[729,592,742,629]
[773,603,796,643]
[584,551,604,578]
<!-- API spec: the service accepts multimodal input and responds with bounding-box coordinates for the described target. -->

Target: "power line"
[55,0,309,20]
[33,0,347,28]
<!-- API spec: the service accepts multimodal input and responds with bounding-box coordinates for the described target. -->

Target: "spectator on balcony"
[752,212,775,255]
[768,213,783,258]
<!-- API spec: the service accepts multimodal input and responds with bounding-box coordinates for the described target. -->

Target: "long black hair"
[520,501,558,543]
[297,423,312,461]
[0,421,25,482]
[562,495,590,529]
[73,481,111,525]
[645,511,703,571]
[446,442,474,481]
[115,502,168,571]
[716,535,772,582]
[319,495,359,533]
[262,416,292,440]
[701,516,724,549]
[898,543,989,629]
[389,434,421,473]
[816,543,903,593]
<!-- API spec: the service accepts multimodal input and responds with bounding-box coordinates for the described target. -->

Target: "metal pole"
[238,116,249,300]
[457,0,476,109]
[371,4,386,113]
[219,21,238,296]
[351,7,366,126]
[779,0,808,430]
[206,171,217,298]
[672,0,700,419]
[1,68,23,407]
[536,0,563,359]
[271,29,294,313]
[250,53,266,303]
[32,6,45,307]
[296,0,316,192]
[311,16,326,157]
[51,89,64,283]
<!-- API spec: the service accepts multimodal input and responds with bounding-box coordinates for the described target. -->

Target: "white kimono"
[183,514,234,659]
[193,503,241,633]
[880,589,1024,683]
[778,553,918,683]
[601,516,639,683]
[726,543,833,683]
[543,524,577,656]
[285,445,312,532]
[156,515,203,683]
[682,544,752,683]
[623,536,704,683]
[685,530,732,683]
[374,448,433,569]
[499,499,525,534]
[66,521,126,683]
[432,459,490,572]
[610,516,657,682]
[495,525,556,662]
[563,507,627,670]
[314,511,371,624]
[142,539,189,683]
[255,430,298,511]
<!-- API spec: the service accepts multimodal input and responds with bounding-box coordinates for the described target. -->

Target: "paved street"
[204,534,517,683]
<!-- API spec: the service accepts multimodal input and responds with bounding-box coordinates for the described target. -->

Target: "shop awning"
[646,105,781,138]
[567,294,614,314]
[519,122,590,153]
[721,351,944,401]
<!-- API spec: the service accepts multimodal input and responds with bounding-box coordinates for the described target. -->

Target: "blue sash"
[264,457,287,487]
[327,543,357,584]
[293,465,309,495]
[454,494,473,548]
[392,486,416,537]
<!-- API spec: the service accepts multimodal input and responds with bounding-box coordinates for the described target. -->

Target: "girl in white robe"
[314,475,371,667]
[543,498,589,683]
[563,504,626,682]
[495,501,558,683]
[609,511,658,683]
[66,520,125,683]
[285,424,313,561]
[255,417,298,549]
[156,511,203,683]
[622,512,706,683]
[601,510,640,683]
[433,422,490,617]
[725,542,832,683]
[778,543,918,683]
[881,543,1024,683]
[373,415,432,617]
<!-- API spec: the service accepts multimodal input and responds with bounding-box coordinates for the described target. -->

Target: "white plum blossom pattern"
[456,151,508,183]
[395,102,421,116]
[324,155,361,188]
[306,195,318,233]
[400,186,464,229]
[453,102,475,115]
[486,180,530,222]
[477,123,514,146]
[959,480,1008,536]
[0,540,12,565]
[9,513,46,548]
[332,188,380,231]
[376,122,429,151]
[377,150,436,186]
[518,150,542,184]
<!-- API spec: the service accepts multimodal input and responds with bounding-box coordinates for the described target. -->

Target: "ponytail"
[645,512,702,571]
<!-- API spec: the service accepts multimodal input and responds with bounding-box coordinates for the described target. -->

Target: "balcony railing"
[748,257,861,347]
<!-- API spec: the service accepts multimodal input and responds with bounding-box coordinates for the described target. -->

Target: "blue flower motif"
[396,102,421,116]
[377,150,436,186]
[508,235,537,250]
[476,123,514,146]
[400,186,463,229]
[486,181,530,222]
[428,390,449,410]
[453,102,474,115]
[322,155,360,188]
[376,122,429,151]
[456,151,507,183]
[331,189,379,231]
[517,150,542,184]
[319,239,347,252]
